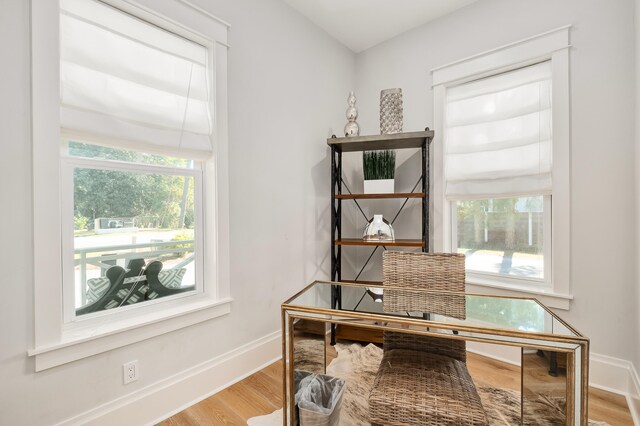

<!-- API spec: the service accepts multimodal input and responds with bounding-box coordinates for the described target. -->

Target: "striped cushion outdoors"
[86,277,110,304]
[86,267,187,307]
[158,268,186,289]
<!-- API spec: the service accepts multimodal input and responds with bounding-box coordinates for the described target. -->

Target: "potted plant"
[363,150,395,194]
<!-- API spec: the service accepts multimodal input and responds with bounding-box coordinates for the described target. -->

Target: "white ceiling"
[281,0,478,53]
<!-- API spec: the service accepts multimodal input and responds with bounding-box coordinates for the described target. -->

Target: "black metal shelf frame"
[328,130,433,344]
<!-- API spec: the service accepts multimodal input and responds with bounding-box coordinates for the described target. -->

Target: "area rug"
[248,342,608,426]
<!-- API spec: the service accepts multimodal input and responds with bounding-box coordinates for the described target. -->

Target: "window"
[60,0,213,320]
[63,142,200,319]
[432,27,571,308]
[454,196,547,281]
[446,62,552,287]
[30,0,230,370]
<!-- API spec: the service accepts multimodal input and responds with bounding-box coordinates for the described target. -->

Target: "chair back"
[382,251,467,362]
[145,261,194,298]
[76,259,142,315]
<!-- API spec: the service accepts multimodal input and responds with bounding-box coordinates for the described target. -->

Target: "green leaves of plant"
[363,150,396,180]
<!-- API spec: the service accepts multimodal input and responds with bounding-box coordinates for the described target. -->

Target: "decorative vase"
[363,214,395,241]
[380,88,403,134]
[344,91,360,137]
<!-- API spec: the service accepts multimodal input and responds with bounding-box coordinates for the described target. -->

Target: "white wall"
[353,0,637,362]
[0,0,354,424]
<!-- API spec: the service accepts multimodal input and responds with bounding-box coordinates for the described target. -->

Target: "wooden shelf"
[336,192,425,200]
[335,324,383,344]
[327,130,434,152]
[335,238,424,247]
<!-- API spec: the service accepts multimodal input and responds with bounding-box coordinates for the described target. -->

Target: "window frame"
[431,26,572,309]
[30,0,231,371]
[60,144,205,324]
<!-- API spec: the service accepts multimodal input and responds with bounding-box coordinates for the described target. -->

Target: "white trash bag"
[295,371,345,426]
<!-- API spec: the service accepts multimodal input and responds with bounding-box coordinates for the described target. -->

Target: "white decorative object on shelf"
[380,88,403,134]
[344,91,360,137]
[366,287,384,303]
[363,179,394,194]
[363,214,395,241]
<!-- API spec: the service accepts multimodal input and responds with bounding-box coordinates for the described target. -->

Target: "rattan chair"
[368,251,488,425]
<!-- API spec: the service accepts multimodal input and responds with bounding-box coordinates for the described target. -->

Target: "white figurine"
[344,91,360,137]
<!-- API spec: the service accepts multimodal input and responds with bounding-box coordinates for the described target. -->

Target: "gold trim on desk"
[287,280,587,338]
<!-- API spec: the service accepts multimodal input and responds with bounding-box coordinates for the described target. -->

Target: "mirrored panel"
[522,347,567,425]
[291,319,336,425]
[293,318,327,375]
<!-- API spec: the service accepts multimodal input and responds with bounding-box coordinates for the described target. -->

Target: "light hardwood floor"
[159,352,634,426]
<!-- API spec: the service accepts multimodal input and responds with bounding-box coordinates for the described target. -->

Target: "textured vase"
[380,88,403,134]
[363,214,395,241]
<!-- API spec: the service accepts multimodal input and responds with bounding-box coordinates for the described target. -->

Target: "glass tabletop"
[284,281,581,338]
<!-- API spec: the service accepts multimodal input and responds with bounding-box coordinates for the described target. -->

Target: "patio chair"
[368,251,488,425]
[144,260,194,299]
[76,258,147,315]
[76,259,193,315]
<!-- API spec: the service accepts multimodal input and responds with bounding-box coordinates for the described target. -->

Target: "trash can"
[294,370,315,425]
[295,371,345,426]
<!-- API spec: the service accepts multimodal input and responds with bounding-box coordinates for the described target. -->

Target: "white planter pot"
[364,179,394,194]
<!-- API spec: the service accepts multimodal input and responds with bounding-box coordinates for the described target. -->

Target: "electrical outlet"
[123,360,139,384]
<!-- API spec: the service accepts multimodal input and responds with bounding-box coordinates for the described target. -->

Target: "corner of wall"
[635,0,640,400]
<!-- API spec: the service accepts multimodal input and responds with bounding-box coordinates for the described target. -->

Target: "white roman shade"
[60,0,213,159]
[444,61,552,199]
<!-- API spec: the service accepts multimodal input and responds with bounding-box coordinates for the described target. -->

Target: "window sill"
[28,297,232,371]
[465,277,572,310]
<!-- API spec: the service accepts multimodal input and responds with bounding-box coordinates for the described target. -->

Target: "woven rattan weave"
[369,251,488,425]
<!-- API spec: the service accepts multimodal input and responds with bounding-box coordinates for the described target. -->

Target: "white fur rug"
[247,342,608,426]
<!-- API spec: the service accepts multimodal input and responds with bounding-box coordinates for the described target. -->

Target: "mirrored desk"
[282,281,589,425]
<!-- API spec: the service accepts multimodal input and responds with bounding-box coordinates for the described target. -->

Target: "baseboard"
[590,351,640,426]
[625,361,640,426]
[56,330,282,426]
[589,353,636,395]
